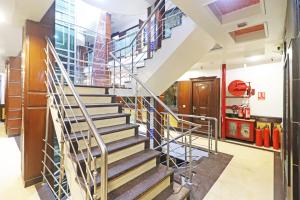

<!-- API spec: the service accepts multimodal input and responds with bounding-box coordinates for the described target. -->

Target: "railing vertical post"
[215,119,218,153]
[93,158,98,200]
[166,114,170,168]
[119,51,122,87]
[188,125,192,185]
[42,44,50,183]
[184,121,188,182]
[208,121,211,154]
[113,58,116,95]
[100,151,108,200]
[134,82,138,124]
[86,130,92,200]
[58,135,65,199]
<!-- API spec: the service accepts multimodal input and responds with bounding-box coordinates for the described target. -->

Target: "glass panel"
[164,8,182,38]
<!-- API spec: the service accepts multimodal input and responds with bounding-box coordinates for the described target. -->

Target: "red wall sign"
[258,92,266,100]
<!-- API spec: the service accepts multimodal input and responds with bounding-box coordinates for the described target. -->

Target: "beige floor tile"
[0,123,40,200]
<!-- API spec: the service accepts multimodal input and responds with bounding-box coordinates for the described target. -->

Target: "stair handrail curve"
[110,52,203,130]
[46,37,109,200]
[111,0,182,54]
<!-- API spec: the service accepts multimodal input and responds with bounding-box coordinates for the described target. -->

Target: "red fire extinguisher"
[273,126,280,150]
[244,106,251,119]
[264,126,270,148]
[255,127,263,147]
[238,106,244,118]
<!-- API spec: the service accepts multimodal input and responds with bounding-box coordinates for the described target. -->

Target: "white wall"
[178,67,221,80]
[226,63,283,118]
[178,62,283,118]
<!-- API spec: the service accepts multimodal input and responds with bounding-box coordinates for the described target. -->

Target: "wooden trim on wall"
[5,56,22,137]
[22,16,54,187]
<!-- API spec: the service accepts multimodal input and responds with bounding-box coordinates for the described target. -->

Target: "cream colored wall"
[226,62,283,118]
[179,62,283,118]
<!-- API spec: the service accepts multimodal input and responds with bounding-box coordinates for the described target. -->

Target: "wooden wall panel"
[177,81,192,115]
[22,17,54,187]
[5,56,22,137]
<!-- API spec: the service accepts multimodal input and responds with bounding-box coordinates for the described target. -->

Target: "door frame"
[190,76,221,132]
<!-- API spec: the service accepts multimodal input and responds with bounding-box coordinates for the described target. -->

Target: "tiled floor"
[0,122,275,200]
[0,123,40,200]
[200,139,274,200]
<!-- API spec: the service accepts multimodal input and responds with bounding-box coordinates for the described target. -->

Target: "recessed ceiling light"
[247,55,263,62]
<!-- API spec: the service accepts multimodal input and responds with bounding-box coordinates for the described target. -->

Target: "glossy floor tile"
[0,123,40,200]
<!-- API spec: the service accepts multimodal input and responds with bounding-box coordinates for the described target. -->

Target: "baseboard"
[24,175,43,187]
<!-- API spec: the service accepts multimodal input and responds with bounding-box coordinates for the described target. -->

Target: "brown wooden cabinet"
[5,57,22,137]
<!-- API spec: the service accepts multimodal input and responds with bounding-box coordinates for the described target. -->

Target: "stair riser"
[138,176,171,200]
[64,87,107,95]
[96,158,157,195]
[67,117,128,133]
[66,96,113,105]
[76,142,147,176]
[65,106,121,117]
[71,128,137,153]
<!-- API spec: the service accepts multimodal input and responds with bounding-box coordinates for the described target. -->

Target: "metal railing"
[41,0,218,198]
[42,38,108,200]
[110,51,218,184]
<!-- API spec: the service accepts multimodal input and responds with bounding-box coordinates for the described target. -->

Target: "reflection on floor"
[201,139,274,200]
[0,123,40,199]
[175,152,233,200]
[0,121,275,200]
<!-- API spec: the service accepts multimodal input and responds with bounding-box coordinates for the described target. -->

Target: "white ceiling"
[0,0,53,68]
[172,0,287,69]
[83,0,155,15]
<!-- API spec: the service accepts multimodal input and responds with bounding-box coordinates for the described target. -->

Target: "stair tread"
[65,94,115,97]
[68,123,138,140]
[64,103,122,108]
[72,135,148,162]
[78,149,160,187]
[64,113,130,123]
[108,165,173,200]
[73,84,112,88]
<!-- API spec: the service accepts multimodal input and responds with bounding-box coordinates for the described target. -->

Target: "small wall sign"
[258,92,266,101]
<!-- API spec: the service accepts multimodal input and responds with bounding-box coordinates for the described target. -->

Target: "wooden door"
[191,77,220,135]
[192,81,213,122]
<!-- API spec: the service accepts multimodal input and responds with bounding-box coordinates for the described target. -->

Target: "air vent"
[229,23,267,43]
[210,44,223,51]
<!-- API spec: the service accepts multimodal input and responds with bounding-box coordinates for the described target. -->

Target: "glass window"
[164,8,182,38]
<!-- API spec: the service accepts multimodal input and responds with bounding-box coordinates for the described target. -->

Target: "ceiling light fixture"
[247,55,262,62]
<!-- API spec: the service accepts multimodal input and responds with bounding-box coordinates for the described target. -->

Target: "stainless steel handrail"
[128,0,165,48]
[173,113,218,153]
[46,38,108,200]
[110,52,193,127]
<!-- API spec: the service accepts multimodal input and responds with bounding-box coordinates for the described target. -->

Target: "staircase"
[41,0,219,199]
[42,39,194,200]
[108,2,214,95]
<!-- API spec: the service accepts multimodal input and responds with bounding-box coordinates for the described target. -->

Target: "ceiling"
[172,0,287,69]
[0,0,53,69]
[83,0,155,15]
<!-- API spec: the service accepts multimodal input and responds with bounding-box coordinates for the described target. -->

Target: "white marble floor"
[0,123,40,200]
[198,138,274,200]
[0,122,274,200]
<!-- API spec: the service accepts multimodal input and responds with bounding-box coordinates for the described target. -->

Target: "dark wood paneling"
[7,83,21,96]
[28,93,47,107]
[5,56,22,137]
[22,18,54,187]
[177,81,192,115]
[6,110,22,118]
